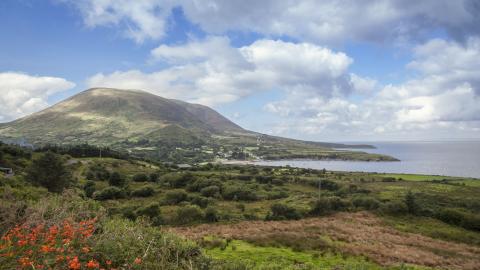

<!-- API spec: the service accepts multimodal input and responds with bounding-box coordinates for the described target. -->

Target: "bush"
[93,218,210,269]
[205,206,219,222]
[132,173,149,182]
[352,196,380,210]
[26,151,73,193]
[188,194,211,208]
[186,178,222,192]
[267,203,301,220]
[108,172,126,187]
[200,185,220,197]
[309,196,349,216]
[136,203,161,219]
[175,205,204,225]
[131,185,155,197]
[222,185,258,201]
[171,173,195,188]
[437,208,480,231]
[84,180,96,198]
[164,190,188,205]
[405,191,420,215]
[381,201,408,215]
[149,172,160,182]
[94,187,126,200]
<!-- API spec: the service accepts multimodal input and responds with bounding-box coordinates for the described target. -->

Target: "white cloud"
[262,37,480,140]
[0,72,75,122]
[88,37,356,106]
[65,0,480,44]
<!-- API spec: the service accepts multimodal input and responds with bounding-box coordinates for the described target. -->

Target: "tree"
[26,151,72,193]
[109,172,126,187]
[405,191,420,215]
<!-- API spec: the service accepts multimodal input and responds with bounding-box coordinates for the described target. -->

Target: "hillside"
[0,88,397,162]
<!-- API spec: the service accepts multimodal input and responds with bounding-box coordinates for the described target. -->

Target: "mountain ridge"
[0,88,397,162]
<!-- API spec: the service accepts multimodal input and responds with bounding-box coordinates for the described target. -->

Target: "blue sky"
[1,0,479,141]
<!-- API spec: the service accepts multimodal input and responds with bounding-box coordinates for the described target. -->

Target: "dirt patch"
[169,212,480,270]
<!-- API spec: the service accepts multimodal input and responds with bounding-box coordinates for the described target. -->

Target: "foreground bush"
[309,196,350,216]
[26,152,72,193]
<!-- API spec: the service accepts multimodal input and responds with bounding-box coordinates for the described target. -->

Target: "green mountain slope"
[0,88,397,162]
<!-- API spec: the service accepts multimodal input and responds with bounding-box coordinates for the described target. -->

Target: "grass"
[382,215,480,246]
[205,239,390,270]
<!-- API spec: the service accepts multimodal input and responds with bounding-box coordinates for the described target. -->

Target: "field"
[1,143,479,269]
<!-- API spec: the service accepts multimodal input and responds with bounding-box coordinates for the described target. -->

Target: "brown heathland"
[169,212,480,270]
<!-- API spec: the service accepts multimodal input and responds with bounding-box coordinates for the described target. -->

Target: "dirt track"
[169,212,480,270]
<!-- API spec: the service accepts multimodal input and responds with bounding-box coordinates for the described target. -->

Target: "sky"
[1,0,480,142]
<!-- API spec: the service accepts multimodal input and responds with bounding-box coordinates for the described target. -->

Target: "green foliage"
[175,204,204,225]
[309,196,350,216]
[86,163,110,181]
[94,187,127,200]
[26,151,73,193]
[83,180,96,198]
[136,202,161,220]
[108,171,126,187]
[352,196,380,210]
[266,203,301,220]
[164,190,188,205]
[205,206,219,223]
[222,185,258,201]
[131,185,155,197]
[132,173,149,182]
[188,194,211,208]
[436,208,480,231]
[405,191,420,215]
[93,218,210,269]
[200,185,220,197]
[382,201,408,216]
[149,172,160,182]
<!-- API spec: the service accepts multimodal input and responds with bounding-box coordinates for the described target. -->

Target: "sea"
[255,141,480,178]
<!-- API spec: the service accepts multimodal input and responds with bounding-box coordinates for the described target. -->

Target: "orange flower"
[106,260,112,265]
[86,259,100,269]
[134,257,142,264]
[69,256,81,270]
[82,246,90,253]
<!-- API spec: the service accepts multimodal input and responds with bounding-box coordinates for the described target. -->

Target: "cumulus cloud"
[88,37,356,106]
[0,72,75,122]
[65,0,480,44]
[263,37,480,139]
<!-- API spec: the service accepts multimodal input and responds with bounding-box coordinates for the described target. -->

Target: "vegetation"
[1,142,479,269]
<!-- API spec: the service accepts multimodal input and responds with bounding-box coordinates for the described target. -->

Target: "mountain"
[0,88,397,162]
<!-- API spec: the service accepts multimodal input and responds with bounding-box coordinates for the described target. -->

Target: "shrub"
[175,205,204,225]
[352,196,380,210]
[381,201,408,215]
[222,185,258,201]
[83,180,96,198]
[136,203,161,219]
[205,206,219,222]
[171,173,195,188]
[405,191,420,215]
[132,173,149,182]
[108,172,126,187]
[149,172,160,182]
[309,196,349,216]
[164,190,188,205]
[200,185,220,197]
[437,208,480,231]
[26,151,73,193]
[94,187,126,200]
[267,203,301,220]
[93,218,211,269]
[186,178,222,192]
[188,195,211,208]
[131,185,155,197]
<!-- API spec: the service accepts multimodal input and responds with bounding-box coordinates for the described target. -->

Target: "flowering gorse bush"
[0,218,142,270]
